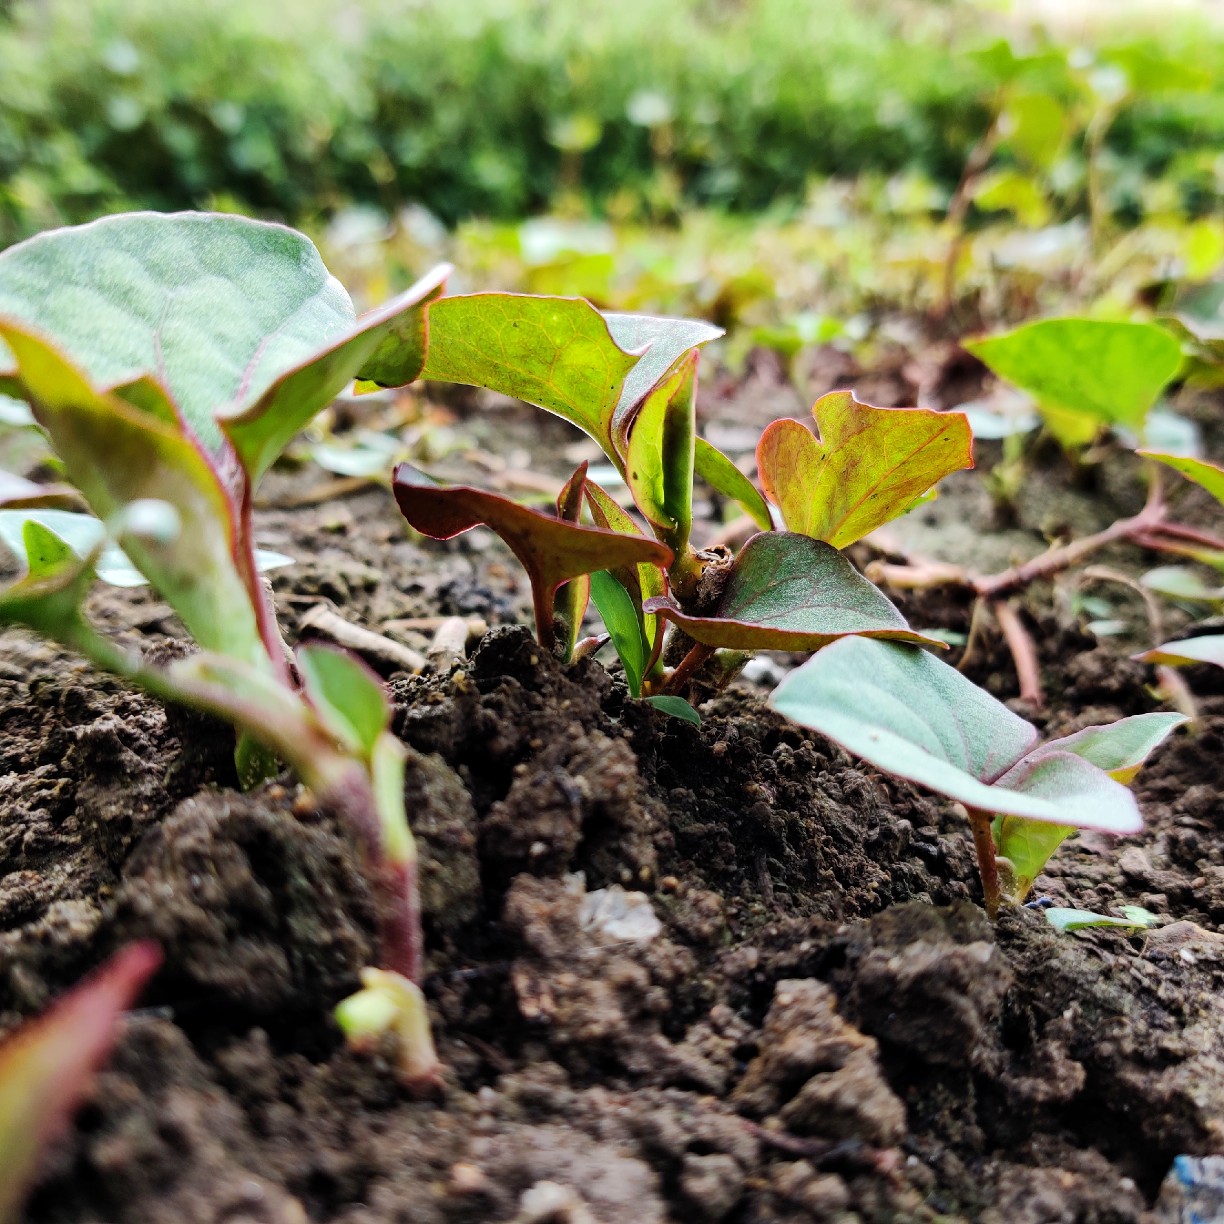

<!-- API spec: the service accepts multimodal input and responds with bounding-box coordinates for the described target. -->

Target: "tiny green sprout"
[769,636,1185,918]
[0,211,451,1081]
[965,317,1184,448]
[335,968,439,1090]
[0,943,161,1224]
[1044,905,1160,935]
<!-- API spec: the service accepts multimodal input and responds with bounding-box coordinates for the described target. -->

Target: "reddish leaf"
[393,463,672,650]
[0,944,161,1223]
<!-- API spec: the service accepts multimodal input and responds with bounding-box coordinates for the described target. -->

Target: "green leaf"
[756,392,973,548]
[0,517,99,644]
[1139,450,1224,506]
[1140,565,1224,604]
[603,312,722,446]
[419,295,721,471]
[643,532,940,652]
[1037,712,1186,783]
[393,463,672,650]
[994,815,1075,898]
[0,322,268,668]
[644,694,702,725]
[0,943,160,1224]
[589,569,649,697]
[623,350,697,548]
[0,212,447,482]
[0,508,290,589]
[298,642,389,757]
[420,294,639,463]
[1044,906,1159,934]
[1135,634,1224,669]
[221,265,447,482]
[965,319,1183,439]
[552,462,592,661]
[693,437,772,530]
[769,636,1141,833]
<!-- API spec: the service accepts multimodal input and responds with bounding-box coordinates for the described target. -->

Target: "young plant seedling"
[965,316,1184,448]
[0,210,451,1085]
[769,636,1185,916]
[0,943,160,1224]
[393,289,973,699]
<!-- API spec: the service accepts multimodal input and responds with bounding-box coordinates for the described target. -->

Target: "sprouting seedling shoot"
[0,210,450,1085]
[769,636,1184,916]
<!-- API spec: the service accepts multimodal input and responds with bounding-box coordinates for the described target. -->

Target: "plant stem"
[663,641,715,695]
[967,807,1001,919]
[990,600,1043,707]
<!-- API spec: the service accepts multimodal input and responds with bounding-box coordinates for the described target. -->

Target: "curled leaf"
[643,531,940,653]
[1135,635,1224,669]
[756,391,972,548]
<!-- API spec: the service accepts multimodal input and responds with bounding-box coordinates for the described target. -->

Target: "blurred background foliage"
[1,0,1221,250]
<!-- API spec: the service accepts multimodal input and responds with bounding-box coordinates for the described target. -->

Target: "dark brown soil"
[4,367,1224,1224]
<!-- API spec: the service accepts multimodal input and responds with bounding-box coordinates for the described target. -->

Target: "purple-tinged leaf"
[392,463,672,650]
[553,462,592,661]
[0,943,161,1224]
[643,532,940,653]
[757,391,973,548]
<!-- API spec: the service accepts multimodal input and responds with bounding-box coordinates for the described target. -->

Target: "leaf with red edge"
[643,531,940,652]
[393,463,672,650]
[757,391,973,548]
[0,943,161,1224]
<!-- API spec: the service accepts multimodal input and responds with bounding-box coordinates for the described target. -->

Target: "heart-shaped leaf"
[0,943,161,1224]
[756,392,973,548]
[643,531,940,652]
[965,319,1183,443]
[393,463,672,650]
[1135,634,1224,669]
[769,636,1142,833]
[1139,450,1224,506]
[0,212,447,481]
[0,322,267,667]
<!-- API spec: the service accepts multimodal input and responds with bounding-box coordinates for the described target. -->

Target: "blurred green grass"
[1,0,1221,249]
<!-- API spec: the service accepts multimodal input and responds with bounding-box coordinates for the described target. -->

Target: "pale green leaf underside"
[1136,634,1224,669]
[0,211,356,451]
[770,637,1142,832]
[1039,712,1186,776]
[965,318,1183,430]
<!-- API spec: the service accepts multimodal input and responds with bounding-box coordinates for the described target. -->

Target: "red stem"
[967,807,1001,920]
